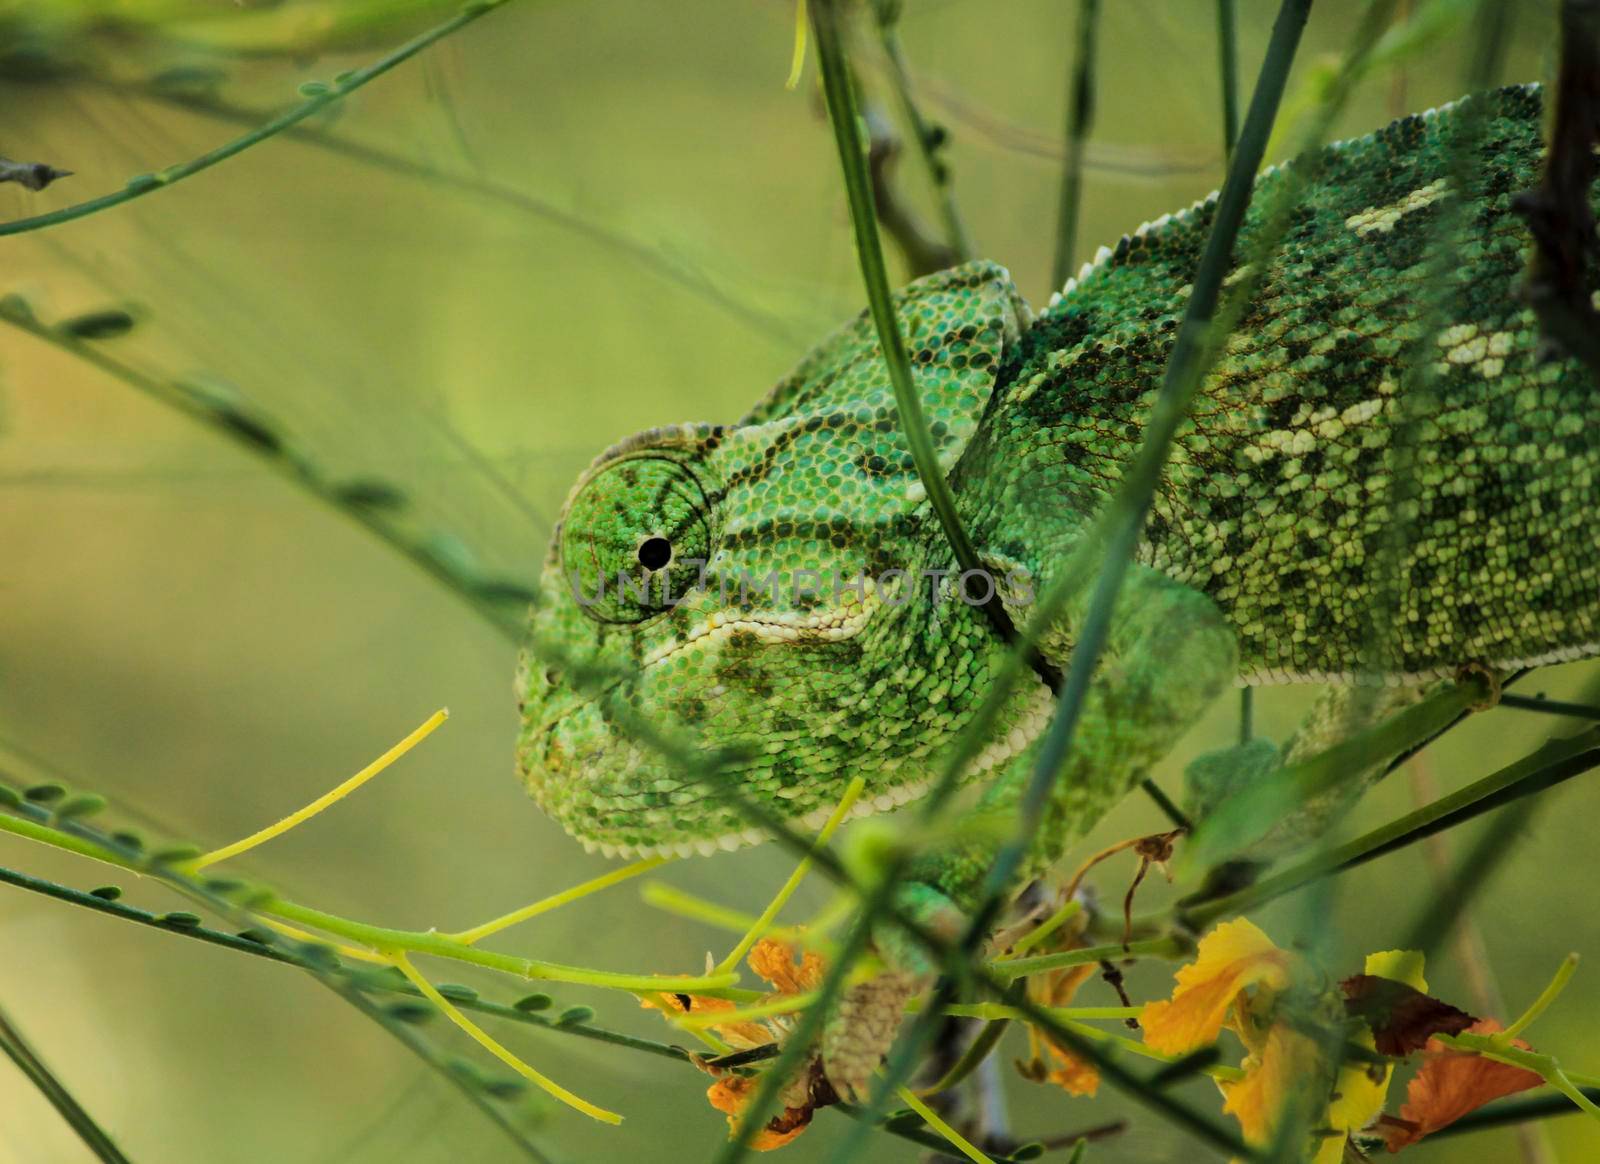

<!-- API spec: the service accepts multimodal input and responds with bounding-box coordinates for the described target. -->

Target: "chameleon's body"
[518,85,1598,922]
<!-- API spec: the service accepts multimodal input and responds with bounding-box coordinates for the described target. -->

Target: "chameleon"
[516,84,1598,1088]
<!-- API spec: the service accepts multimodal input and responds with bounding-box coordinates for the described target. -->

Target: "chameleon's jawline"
[568,776,933,860]
[555,679,1059,860]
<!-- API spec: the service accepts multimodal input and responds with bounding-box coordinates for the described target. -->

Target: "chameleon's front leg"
[910,564,1239,912]
[821,566,1238,1097]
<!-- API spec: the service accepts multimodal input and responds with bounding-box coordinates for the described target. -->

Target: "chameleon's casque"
[517,86,1600,873]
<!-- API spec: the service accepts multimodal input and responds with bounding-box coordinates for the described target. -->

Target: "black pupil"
[637,537,672,571]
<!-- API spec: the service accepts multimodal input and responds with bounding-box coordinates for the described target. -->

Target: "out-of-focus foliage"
[1,1,1596,1161]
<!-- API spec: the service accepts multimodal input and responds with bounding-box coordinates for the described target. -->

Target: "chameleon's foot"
[819,881,965,1100]
[1182,737,1283,829]
[820,970,920,1102]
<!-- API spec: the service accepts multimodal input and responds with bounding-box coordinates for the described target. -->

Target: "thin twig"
[870,0,974,260]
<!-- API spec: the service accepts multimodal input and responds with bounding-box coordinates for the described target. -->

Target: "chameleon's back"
[957,84,1600,685]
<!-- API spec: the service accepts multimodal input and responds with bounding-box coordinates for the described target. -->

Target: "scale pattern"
[959,84,1600,683]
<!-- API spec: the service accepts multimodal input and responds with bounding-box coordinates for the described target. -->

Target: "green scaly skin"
[517,87,1598,1084]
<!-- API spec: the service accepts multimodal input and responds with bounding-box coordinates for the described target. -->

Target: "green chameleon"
[517,85,1597,1092]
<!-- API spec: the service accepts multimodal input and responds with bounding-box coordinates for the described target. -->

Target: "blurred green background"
[1,1,1597,1160]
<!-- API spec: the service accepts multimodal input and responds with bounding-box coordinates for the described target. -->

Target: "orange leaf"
[1142,918,1292,1055]
[749,938,825,995]
[706,1074,813,1151]
[1042,1039,1100,1097]
[644,992,771,1050]
[1383,1019,1543,1151]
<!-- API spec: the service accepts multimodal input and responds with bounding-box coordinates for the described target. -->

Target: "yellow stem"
[714,775,864,975]
[257,917,389,965]
[188,709,447,872]
[449,856,668,945]
[895,1086,994,1164]
[386,950,622,1125]
[672,991,818,1030]
[786,0,809,89]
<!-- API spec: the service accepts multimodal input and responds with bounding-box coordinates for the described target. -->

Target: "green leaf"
[555,1005,594,1027]
[386,1002,435,1025]
[149,844,202,865]
[512,993,553,1012]
[59,310,135,340]
[53,794,107,820]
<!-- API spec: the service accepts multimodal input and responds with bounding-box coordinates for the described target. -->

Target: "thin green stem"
[1051,0,1101,290]
[1180,676,1488,872]
[449,856,667,945]
[809,0,987,588]
[1439,1034,1600,1124]
[0,1004,132,1164]
[914,985,1019,1098]
[1217,0,1241,159]
[263,899,735,994]
[1181,723,1600,929]
[1501,954,1581,1041]
[1437,1089,1600,1135]
[0,1,516,238]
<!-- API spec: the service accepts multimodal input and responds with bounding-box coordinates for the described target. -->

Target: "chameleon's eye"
[559,456,714,624]
[636,536,673,571]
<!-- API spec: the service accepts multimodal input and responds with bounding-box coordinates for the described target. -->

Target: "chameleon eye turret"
[558,454,715,625]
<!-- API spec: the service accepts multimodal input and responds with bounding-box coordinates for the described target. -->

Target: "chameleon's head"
[516,263,1031,857]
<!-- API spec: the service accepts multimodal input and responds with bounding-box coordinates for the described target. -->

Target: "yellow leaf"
[1218,1024,1320,1144]
[1364,948,1427,993]
[1142,918,1292,1054]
